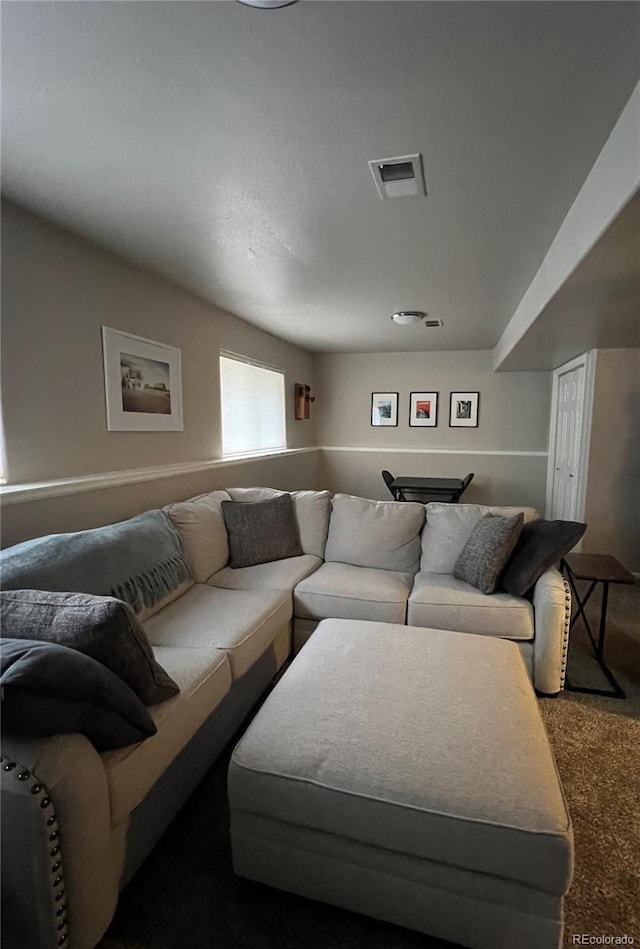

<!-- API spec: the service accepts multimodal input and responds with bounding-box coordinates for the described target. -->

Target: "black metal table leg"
[597,582,609,658]
[562,564,625,700]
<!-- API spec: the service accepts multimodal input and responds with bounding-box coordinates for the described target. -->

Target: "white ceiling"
[2,1,639,354]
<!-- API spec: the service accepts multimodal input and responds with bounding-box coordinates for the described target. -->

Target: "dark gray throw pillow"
[501,519,587,597]
[454,513,524,594]
[0,590,179,706]
[0,639,156,751]
[221,494,303,569]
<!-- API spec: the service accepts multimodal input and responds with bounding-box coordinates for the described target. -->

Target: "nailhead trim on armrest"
[1,756,69,946]
[559,578,571,690]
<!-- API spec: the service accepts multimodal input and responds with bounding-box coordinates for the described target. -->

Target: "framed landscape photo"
[449,391,479,428]
[409,391,438,427]
[102,326,184,432]
[371,392,398,427]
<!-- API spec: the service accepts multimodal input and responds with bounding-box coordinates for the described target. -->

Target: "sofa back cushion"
[165,490,231,582]
[420,502,540,574]
[0,510,194,620]
[324,494,425,574]
[226,487,332,559]
[226,487,282,503]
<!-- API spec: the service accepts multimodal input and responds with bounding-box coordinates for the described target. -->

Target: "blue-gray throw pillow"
[0,590,179,706]
[501,519,587,597]
[454,512,524,594]
[221,495,303,568]
[0,639,156,751]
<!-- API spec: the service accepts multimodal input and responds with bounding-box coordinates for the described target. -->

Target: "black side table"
[561,552,634,699]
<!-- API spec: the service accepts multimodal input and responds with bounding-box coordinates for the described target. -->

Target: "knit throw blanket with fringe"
[0,510,193,614]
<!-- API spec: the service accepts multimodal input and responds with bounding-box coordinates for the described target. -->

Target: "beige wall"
[1,200,319,544]
[0,202,563,545]
[315,351,551,510]
[583,348,640,571]
[1,450,320,547]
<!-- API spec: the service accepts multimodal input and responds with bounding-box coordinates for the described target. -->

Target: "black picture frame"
[371,392,399,427]
[449,391,479,427]
[409,391,438,427]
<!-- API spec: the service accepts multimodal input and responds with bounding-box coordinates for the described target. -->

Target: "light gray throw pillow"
[454,513,524,594]
[0,590,179,706]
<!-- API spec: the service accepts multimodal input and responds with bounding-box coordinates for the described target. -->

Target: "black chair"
[451,472,475,503]
[382,470,431,503]
[381,470,404,500]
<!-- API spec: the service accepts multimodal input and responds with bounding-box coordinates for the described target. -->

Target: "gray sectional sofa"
[0,486,571,949]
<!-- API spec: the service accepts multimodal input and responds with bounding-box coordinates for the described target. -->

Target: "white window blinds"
[220,353,286,457]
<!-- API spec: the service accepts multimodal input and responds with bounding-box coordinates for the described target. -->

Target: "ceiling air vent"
[369,153,426,200]
[424,318,442,328]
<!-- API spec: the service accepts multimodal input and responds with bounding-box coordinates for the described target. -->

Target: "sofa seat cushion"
[102,645,232,825]
[143,584,292,679]
[294,562,412,624]
[407,572,534,640]
[209,555,322,592]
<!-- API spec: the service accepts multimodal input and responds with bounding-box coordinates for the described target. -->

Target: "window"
[220,353,286,457]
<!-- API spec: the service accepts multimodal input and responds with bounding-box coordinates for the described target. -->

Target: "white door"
[550,364,585,520]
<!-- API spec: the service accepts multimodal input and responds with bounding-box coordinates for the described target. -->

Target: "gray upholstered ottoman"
[228,619,573,949]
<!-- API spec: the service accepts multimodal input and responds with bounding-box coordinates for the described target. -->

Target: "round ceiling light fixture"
[237,0,299,8]
[390,310,426,326]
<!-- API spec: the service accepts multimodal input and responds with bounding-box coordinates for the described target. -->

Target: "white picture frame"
[371,392,398,427]
[449,391,479,428]
[102,326,184,432]
[409,391,438,427]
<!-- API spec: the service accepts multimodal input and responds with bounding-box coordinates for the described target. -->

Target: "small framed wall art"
[449,391,479,428]
[409,391,438,427]
[102,326,184,432]
[371,392,398,427]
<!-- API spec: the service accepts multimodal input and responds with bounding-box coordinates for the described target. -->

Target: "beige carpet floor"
[102,581,640,949]
[541,578,640,947]
[541,689,640,945]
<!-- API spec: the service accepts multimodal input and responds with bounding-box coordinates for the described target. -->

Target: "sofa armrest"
[531,566,571,695]
[1,733,126,949]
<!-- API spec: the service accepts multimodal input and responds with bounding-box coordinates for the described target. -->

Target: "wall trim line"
[0,444,547,507]
[320,446,548,457]
[0,448,319,507]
